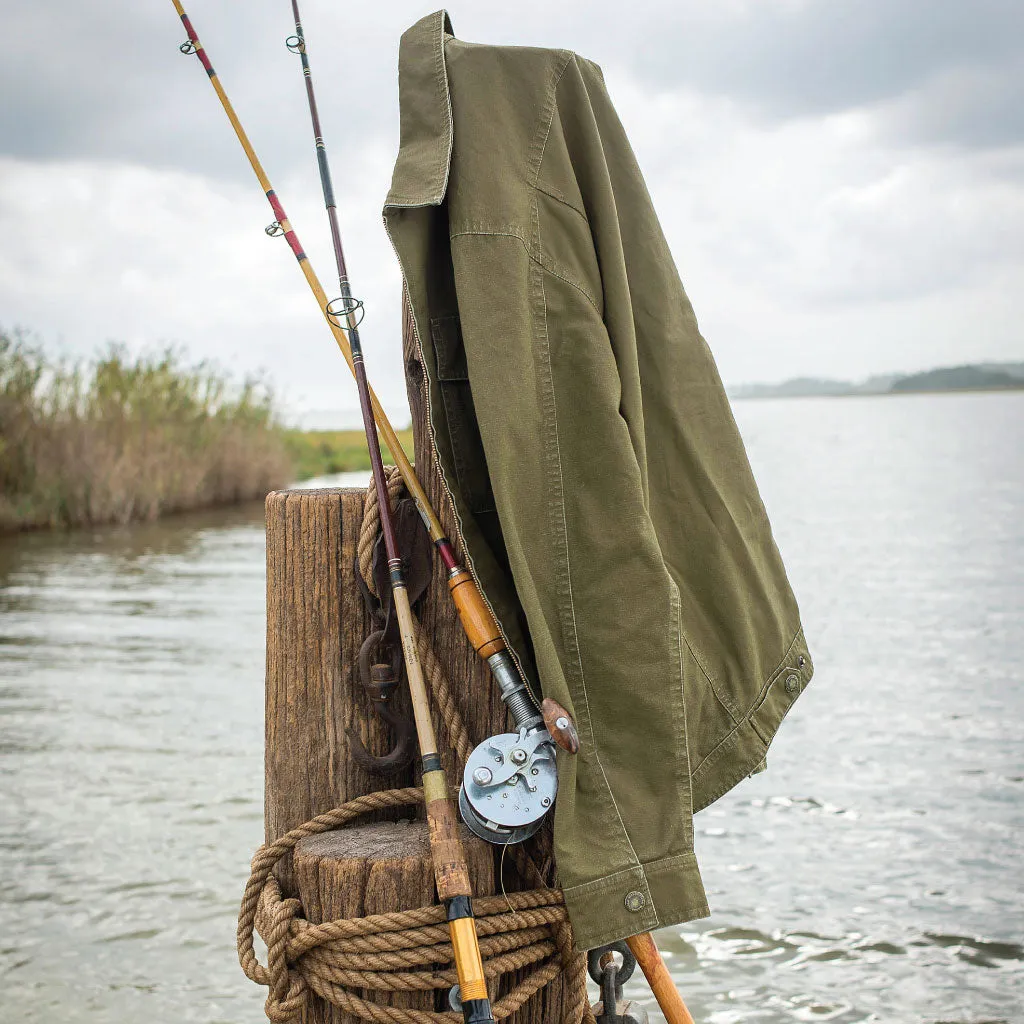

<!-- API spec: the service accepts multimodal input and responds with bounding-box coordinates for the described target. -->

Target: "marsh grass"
[0,330,292,531]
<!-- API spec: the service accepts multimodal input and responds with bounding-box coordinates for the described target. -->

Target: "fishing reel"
[460,726,558,844]
[459,651,559,845]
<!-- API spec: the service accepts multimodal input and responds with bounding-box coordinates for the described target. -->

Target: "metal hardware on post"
[346,630,415,775]
[587,942,648,1024]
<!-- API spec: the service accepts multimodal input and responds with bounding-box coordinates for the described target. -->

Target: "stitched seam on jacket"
[562,853,701,897]
[534,181,589,223]
[450,228,602,315]
[531,239,645,886]
[669,583,695,846]
[661,569,742,723]
[680,627,741,725]
[691,628,807,777]
[695,731,767,811]
[535,252,601,313]
[526,51,575,187]
[432,12,454,203]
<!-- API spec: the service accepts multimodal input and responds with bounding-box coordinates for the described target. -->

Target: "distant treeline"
[730,362,1024,400]
[0,331,292,532]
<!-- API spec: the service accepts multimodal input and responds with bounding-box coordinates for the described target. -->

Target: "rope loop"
[237,789,594,1023]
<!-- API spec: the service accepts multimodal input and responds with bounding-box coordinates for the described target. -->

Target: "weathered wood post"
[294,822,495,1024]
[261,298,571,1023]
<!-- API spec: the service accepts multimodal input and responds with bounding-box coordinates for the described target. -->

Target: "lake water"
[1,393,1021,1023]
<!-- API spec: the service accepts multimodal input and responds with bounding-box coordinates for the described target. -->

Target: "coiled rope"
[236,473,596,1023]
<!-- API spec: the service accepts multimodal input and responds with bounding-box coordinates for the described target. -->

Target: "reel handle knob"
[542,698,580,754]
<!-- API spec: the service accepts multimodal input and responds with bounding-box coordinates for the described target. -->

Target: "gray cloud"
[602,0,1024,143]
[0,0,405,179]
[876,59,1024,150]
[4,0,1022,184]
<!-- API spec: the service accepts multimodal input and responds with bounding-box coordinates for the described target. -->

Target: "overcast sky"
[2,0,1022,426]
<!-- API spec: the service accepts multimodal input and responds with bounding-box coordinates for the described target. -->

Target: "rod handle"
[424,774,474,900]
[446,898,494,1022]
[625,932,695,1024]
[448,569,505,659]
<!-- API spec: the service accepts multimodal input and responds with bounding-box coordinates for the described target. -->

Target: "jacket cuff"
[561,851,710,950]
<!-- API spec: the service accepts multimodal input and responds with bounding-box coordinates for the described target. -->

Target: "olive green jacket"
[384,11,813,950]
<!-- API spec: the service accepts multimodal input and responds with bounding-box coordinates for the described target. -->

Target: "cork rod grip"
[425,790,473,900]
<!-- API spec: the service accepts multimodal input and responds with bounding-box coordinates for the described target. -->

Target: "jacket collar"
[384,10,455,209]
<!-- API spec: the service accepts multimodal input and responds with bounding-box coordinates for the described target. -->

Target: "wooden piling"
[260,296,571,1022]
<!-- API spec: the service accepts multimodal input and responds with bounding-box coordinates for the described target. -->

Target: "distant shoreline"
[732,384,1024,401]
[728,361,1024,401]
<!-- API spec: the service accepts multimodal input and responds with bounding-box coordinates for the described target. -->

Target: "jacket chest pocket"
[430,315,496,515]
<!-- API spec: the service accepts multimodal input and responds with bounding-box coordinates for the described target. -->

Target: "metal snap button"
[624,890,647,913]
[785,674,800,693]
[797,654,806,668]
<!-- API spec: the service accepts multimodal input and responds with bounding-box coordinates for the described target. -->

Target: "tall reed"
[0,331,292,531]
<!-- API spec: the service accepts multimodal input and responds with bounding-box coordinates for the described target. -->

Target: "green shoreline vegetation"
[283,426,413,481]
[0,332,411,534]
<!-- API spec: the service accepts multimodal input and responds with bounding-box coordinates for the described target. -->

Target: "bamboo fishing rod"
[173,0,552,849]
[171,5,493,1020]
[171,0,540,791]
[172,8,693,1021]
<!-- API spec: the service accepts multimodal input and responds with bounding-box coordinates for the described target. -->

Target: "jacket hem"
[692,628,814,812]
[561,851,710,950]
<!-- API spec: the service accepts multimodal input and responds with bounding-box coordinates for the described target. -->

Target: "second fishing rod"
[280,2,558,848]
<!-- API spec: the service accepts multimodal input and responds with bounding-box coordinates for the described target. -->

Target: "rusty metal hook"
[347,629,416,775]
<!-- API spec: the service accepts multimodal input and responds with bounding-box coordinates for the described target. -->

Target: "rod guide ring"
[326,295,366,329]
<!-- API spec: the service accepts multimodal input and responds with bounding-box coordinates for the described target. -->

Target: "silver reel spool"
[459,726,558,844]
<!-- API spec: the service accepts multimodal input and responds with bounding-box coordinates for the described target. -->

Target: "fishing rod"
[281,7,559,854]
[279,2,559,848]
[171,9,693,1022]
[173,0,556,851]
[171,5,493,1020]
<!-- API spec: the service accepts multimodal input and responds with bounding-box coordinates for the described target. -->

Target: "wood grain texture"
[542,698,580,755]
[295,820,494,1024]
[264,488,415,893]
[626,933,695,1024]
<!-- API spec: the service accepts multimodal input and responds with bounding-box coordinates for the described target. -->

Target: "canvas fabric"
[383,10,814,949]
